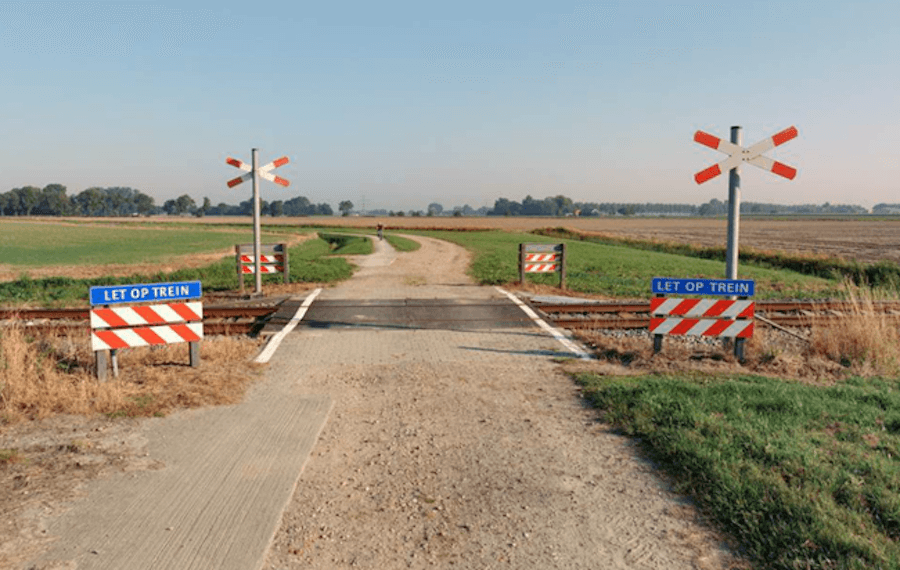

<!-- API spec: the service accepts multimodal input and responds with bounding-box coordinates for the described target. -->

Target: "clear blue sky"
[1,0,897,211]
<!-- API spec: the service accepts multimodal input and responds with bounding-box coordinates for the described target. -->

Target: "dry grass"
[0,322,265,425]
[572,283,900,382]
[808,285,900,376]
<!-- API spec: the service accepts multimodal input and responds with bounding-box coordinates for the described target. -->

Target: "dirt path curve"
[262,234,739,569]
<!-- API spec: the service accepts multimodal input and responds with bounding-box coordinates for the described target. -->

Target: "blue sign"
[652,277,755,297]
[90,281,202,306]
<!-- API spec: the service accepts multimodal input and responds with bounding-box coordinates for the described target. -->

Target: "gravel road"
[11,233,741,569]
[262,234,740,569]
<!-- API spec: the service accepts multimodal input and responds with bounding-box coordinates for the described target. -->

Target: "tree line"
[0,184,333,217]
[486,195,871,216]
[0,184,878,218]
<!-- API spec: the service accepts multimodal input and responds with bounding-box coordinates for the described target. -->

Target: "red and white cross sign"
[693,126,798,184]
[226,156,290,188]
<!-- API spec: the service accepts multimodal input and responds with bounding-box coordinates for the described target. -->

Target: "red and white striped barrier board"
[91,302,202,328]
[650,298,754,319]
[240,264,284,274]
[524,264,558,273]
[694,126,798,185]
[92,323,204,351]
[650,317,753,338]
[519,243,566,287]
[235,243,289,288]
[650,297,754,338]
[238,254,283,264]
[90,302,203,351]
[524,253,558,263]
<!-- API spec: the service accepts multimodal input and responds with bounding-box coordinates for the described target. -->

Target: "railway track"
[3,299,900,335]
[0,304,280,336]
[533,299,900,330]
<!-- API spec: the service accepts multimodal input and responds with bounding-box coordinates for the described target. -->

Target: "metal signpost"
[89,281,203,381]
[694,125,799,281]
[226,150,290,294]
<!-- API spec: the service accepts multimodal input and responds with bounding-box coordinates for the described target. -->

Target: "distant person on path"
[377,223,384,241]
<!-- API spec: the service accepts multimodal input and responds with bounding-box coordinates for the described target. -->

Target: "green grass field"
[0,222,356,305]
[413,229,841,299]
[0,220,287,266]
[577,372,900,570]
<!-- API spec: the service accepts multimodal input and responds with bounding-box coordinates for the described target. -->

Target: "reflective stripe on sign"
[650,317,753,338]
[524,264,558,273]
[90,302,203,329]
[91,323,204,351]
[650,298,754,318]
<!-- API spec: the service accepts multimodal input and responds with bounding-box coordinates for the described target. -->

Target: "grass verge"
[384,234,421,252]
[318,233,373,255]
[575,372,900,569]
[0,321,264,424]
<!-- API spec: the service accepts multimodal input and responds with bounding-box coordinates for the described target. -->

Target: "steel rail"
[549,313,900,330]
[0,306,278,321]
[534,300,900,315]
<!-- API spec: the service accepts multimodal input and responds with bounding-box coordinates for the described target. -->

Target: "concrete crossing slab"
[37,383,332,570]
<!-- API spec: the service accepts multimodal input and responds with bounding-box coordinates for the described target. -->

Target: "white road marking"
[255,288,322,363]
[495,287,592,360]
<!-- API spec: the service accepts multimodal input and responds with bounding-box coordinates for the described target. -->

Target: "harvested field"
[184,215,900,266]
[11,215,900,278]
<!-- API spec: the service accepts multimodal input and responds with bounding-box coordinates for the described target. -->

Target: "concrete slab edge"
[255,288,322,364]
[495,287,592,360]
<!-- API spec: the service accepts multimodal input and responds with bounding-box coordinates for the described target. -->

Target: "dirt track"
[4,233,744,569]
[261,235,741,569]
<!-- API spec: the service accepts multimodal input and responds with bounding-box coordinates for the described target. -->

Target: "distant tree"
[174,194,197,215]
[13,186,41,216]
[163,199,178,215]
[134,191,155,216]
[452,208,462,217]
[199,197,212,216]
[269,200,284,217]
[35,184,71,216]
[74,187,106,216]
[338,200,354,216]
[427,203,443,216]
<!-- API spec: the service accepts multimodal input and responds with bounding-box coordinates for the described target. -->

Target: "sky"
[1,0,898,212]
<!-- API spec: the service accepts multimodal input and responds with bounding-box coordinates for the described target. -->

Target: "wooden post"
[96,350,109,382]
[653,293,664,354]
[518,243,525,284]
[734,295,748,361]
[559,243,566,290]
[236,244,245,292]
[189,341,200,367]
